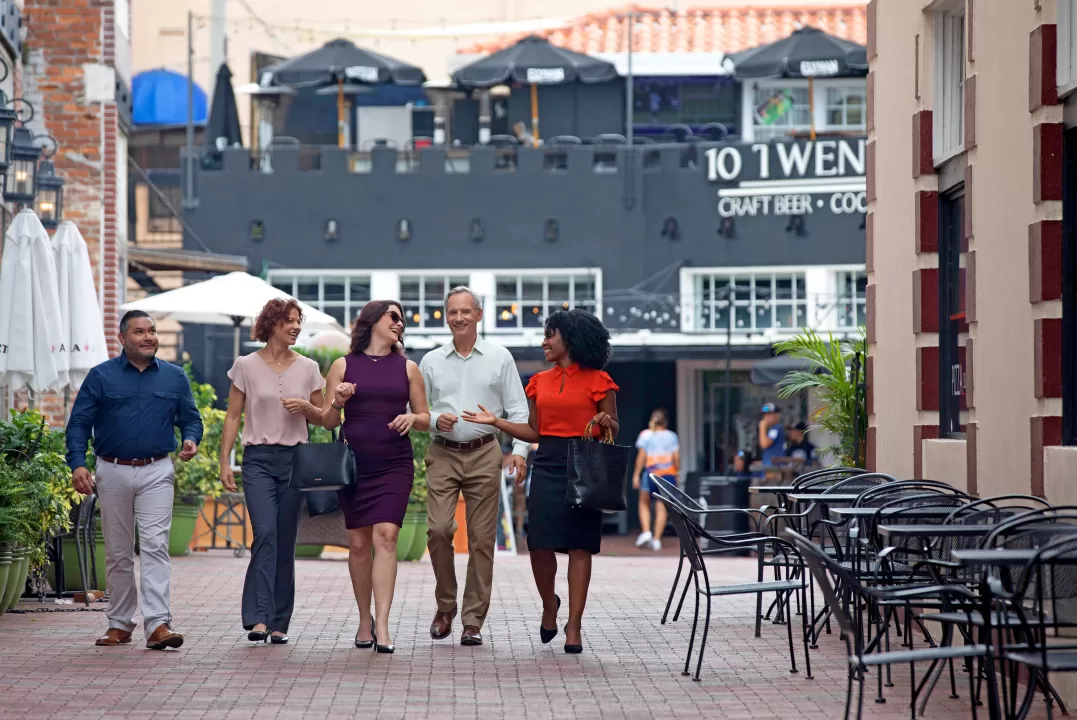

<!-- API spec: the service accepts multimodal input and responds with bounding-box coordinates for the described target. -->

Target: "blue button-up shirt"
[65,352,204,470]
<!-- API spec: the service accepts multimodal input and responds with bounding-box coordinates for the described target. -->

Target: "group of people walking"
[65,285,620,655]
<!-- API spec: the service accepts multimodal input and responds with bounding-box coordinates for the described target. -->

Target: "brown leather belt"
[98,453,170,467]
[433,434,497,453]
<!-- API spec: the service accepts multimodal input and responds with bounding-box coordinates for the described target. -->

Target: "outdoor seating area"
[652,466,1077,720]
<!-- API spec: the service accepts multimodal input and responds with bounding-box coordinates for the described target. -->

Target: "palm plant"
[774,327,867,467]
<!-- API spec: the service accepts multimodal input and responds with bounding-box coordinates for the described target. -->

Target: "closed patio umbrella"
[260,38,426,148]
[0,210,65,405]
[206,63,243,150]
[726,26,867,140]
[51,222,109,393]
[452,35,618,146]
[121,271,346,359]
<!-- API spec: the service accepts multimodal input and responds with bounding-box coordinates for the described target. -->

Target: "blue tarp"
[132,69,207,126]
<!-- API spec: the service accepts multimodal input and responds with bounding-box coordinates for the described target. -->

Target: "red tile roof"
[458,4,867,56]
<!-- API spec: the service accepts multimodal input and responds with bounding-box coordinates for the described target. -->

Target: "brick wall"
[11,0,126,427]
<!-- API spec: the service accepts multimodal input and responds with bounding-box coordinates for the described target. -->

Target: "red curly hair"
[251,298,304,342]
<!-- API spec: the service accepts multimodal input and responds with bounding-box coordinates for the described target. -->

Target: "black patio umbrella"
[205,63,243,149]
[452,35,618,146]
[261,38,427,147]
[726,26,867,139]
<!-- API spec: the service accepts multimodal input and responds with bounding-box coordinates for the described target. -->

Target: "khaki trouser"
[424,440,503,629]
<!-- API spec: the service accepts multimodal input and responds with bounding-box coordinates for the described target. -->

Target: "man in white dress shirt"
[419,286,530,647]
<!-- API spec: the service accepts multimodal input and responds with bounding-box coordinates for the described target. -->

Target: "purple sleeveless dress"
[337,352,415,529]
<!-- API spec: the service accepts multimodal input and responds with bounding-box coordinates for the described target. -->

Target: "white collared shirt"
[419,336,531,459]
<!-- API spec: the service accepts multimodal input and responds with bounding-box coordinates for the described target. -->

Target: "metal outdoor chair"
[658,483,810,682]
[788,530,988,720]
[649,474,769,625]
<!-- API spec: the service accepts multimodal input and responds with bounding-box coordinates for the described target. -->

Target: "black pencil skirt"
[526,436,603,555]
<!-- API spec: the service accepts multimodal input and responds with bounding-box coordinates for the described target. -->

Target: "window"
[933,6,965,161]
[1063,128,1077,444]
[1059,0,1077,94]
[938,191,966,437]
[147,183,183,234]
[494,274,598,329]
[837,271,868,329]
[400,275,469,330]
[633,77,738,129]
[268,273,371,328]
[752,86,812,140]
[692,273,807,332]
[825,87,866,130]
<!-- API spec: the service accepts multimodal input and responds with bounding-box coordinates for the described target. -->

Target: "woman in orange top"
[464,309,619,654]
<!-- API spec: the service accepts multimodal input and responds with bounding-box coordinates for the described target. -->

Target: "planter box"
[396,509,427,561]
[295,545,324,558]
[169,499,203,556]
[47,537,107,592]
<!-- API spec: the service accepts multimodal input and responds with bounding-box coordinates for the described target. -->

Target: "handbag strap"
[581,420,614,445]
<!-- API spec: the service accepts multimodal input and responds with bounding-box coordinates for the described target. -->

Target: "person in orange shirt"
[464,309,619,654]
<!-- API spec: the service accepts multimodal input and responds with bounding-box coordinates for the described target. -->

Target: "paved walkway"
[0,550,1041,719]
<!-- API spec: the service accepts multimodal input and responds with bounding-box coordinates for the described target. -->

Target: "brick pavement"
[0,551,1046,719]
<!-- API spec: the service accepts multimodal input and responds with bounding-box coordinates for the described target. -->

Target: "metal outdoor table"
[789,493,861,505]
[877,523,996,539]
[749,485,800,495]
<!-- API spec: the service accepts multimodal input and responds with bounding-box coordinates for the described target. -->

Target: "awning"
[127,245,249,273]
[749,355,824,386]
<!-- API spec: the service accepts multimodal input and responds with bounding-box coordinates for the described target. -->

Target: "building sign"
[798,59,840,77]
[704,137,866,219]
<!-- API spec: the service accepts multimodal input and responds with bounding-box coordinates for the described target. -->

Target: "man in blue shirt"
[67,310,203,650]
[758,404,786,467]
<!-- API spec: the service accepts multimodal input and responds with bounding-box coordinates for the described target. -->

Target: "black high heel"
[354,623,374,649]
[248,628,269,643]
[564,622,583,654]
[270,634,289,645]
[540,595,561,644]
[374,623,394,654]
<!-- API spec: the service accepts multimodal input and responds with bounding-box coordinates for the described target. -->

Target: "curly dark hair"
[350,299,406,355]
[544,309,611,370]
[251,298,304,343]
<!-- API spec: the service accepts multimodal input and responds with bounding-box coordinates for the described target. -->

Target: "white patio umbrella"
[121,271,346,358]
[0,210,66,407]
[52,221,109,393]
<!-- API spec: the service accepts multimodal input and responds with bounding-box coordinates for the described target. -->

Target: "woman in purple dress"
[319,300,429,653]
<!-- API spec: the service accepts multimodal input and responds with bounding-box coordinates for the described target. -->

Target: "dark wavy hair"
[350,299,406,355]
[544,309,611,370]
[251,298,303,343]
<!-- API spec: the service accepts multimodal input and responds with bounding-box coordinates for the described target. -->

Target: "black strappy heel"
[374,623,394,654]
[248,628,269,643]
[354,622,374,649]
[540,595,561,644]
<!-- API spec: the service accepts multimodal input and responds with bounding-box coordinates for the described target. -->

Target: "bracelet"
[331,402,345,411]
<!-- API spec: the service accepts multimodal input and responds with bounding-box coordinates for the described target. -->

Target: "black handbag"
[290,430,356,493]
[304,489,341,518]
[565,420,632,513]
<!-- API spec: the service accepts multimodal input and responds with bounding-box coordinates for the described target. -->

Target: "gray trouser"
[241,445,302,633]
[95,457,175,637]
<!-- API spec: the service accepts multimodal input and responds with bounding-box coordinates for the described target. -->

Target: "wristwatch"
[331,401,345,411]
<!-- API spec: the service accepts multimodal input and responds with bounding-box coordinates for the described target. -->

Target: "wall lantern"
[4,127,38,206]
[250,219,266,242]
[544,219,559,243]
[397,218,411,242]
[469,218,485,242]
[785,214,805,237]
[661,216,679,241]
[324,218,339,242]
[717,217,735,239]
[0,91,18,173]
[34,160,63,228]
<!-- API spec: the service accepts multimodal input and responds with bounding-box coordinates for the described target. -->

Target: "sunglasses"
[386,310,405,326]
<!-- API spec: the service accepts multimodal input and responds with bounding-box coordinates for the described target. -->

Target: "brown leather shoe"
[430,608,457,639]
[95,628,132,646]
[460,625,482,646]
[146,623,184,650]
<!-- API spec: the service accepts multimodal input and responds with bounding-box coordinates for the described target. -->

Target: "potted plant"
[774,327,868,467]
[169,366,237,556]
[398,431,430,561]
[0,410,80,606]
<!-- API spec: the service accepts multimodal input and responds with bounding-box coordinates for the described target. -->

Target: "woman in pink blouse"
[219,298,326,644]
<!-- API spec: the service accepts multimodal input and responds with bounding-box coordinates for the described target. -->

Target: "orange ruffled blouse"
[525,364,619,438]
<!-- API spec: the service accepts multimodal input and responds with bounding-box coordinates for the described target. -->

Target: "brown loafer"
[430,608,457,639]
[146,623,184,650]
[95,628,132,646]
[460,625,483,646]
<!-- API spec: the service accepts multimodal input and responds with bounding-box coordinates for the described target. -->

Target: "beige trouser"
[424,440,503,629]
